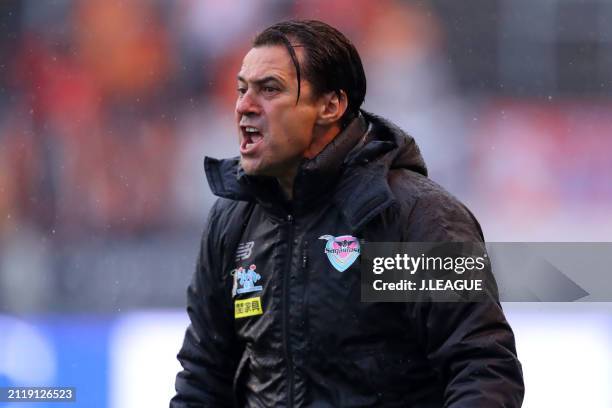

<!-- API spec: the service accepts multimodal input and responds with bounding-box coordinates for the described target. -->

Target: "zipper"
[302,240,309,269]
[301,240,310,360]
[283,213,295,407]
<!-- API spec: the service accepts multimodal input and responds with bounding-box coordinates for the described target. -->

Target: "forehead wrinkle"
[237,74,287,87]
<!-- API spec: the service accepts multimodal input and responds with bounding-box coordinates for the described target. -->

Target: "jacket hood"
[357,111,427,177]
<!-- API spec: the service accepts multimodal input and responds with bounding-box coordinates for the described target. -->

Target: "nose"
[236,89,262,117]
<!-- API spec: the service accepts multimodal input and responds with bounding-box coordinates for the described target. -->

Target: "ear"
[315,90,348,126]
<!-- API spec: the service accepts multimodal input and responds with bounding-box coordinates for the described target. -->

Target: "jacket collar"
[205,112,399,231]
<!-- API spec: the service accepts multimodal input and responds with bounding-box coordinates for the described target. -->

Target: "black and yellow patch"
[234,296,263,319]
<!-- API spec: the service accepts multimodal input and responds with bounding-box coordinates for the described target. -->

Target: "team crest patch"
[318,235,360,272]
[233,264,263,295]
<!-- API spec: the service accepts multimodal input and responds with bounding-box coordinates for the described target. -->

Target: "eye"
[237,86,247,96]
[262,86,278,94]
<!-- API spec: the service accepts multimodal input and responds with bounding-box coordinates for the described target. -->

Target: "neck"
[276,123,342,200]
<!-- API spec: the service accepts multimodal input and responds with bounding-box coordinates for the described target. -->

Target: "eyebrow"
[236,75,285,87]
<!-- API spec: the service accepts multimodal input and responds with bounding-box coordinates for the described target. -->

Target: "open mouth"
[240,126,263,154]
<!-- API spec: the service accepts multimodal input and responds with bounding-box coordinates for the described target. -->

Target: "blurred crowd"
[2,0,236,239]
[0,0,474,243]
[0,0,610,311]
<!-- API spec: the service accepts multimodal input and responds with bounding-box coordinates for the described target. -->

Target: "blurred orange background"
[0,0,610,313]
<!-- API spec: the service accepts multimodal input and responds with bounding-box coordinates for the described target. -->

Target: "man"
[171,20,524,407]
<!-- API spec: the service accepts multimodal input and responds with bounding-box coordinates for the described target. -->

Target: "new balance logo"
[235,241,255,261]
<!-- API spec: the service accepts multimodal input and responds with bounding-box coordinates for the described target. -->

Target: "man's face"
[235,45,321,177]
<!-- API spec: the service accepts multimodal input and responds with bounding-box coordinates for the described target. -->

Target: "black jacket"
[171,111,524,407]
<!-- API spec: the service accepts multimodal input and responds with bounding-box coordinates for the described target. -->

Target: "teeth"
[245,127,258,133]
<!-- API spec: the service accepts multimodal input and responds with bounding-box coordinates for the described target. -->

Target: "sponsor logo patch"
[235,264,263,294]
[235,241,254,261]
[235,297,263,319]
[318,234,361,272]
[231,264,263,296]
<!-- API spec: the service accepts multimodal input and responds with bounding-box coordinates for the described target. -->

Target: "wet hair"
[253,20,366,128]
